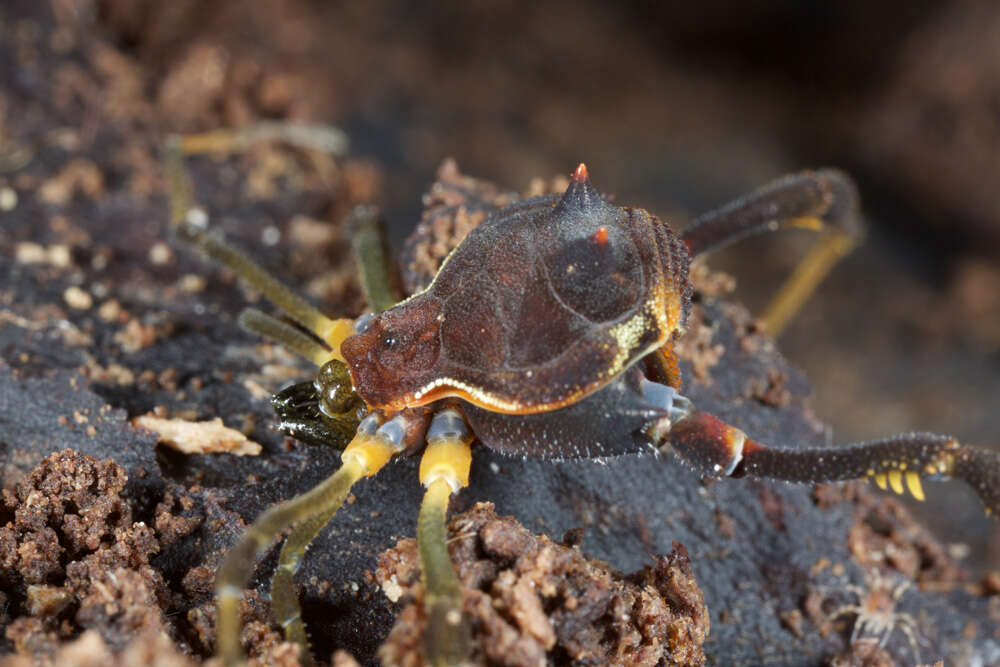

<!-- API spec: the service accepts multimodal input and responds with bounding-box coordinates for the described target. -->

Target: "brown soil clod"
[375,502,709,667]
[0,451,169,661]
[0,450,223,665]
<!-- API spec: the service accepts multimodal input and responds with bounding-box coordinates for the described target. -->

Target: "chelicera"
[164,129,1000,667]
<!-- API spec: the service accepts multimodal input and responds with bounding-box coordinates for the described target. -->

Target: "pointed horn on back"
[557,162,604,213]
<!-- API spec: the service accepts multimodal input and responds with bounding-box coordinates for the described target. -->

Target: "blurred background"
[11,0,1000,564]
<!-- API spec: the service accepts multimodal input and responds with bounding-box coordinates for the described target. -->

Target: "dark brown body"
[341,168,691,457]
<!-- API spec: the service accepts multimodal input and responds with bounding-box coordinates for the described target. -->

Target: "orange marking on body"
[572,163,589,183]
[592,226,608,246]
[742,438,765,455]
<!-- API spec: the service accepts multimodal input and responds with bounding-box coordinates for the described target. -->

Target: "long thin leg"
[164,135,356,355]
[238,308,331,367]
[418,409,474,666]
[215,422,398,666]
[348,205,401,314]
[174,122,349,157]
[664,409,1000,515]
[216,459,364,666]
[681,169,863,336]
[270,493,348,667]
[272,411,422,664]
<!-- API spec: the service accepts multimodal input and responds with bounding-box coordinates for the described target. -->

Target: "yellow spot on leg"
[888,469,904,495]
[905,472,925,501]
[418,436,473,665]
[787,216,824,231]
[420,437,473,490]
[342,434,397,477]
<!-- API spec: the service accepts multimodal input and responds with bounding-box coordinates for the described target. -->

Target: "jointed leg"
[173,122,349,157]
[269,496,344,667]
[418,409,474,666]
[166,125,412,660]
[681,169,863,336]
[662,407,1000,514]
[348,205,401,314]
[163,134,355,356]
[215,416,399,666]
[238,308,332,367]
[269,412,421,663]
[758,229,856,338]
[216,458,365,666]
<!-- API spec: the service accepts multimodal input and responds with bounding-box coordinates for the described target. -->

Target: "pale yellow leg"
[176,122,348,157]
[163,135,355,357]
[760,230,857,337]
[215,429,397,666]
[417,410,474,667]
[237,308,332,367]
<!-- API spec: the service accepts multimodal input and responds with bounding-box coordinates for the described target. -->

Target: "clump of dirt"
[375,502,709,667]
[749,368,792,408]
[827,639,944,667]
[687,260,736,299]
[0,449,315,667]
[0,629,195,667]
[0,450,168,661]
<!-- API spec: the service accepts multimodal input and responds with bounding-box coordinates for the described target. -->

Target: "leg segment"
[173,122,348,157]
[348,205,401,314]
[418,409,474,667]
[164,134,355,356]
[269,413,419,665]
[215,415,399,666]
[238,308,332,366]
[663,409,1000,515]
[681,169,863,336]
[270,498,342,667]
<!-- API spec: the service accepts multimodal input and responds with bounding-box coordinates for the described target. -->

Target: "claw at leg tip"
[572,163,589,183]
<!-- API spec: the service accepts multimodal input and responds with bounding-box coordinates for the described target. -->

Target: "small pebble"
[262,225,281,246]
[149,241,174,265]
[47,244,72,268]
[0,186,18,211]
[15,242,46,263]
[98,299,123,322]
[14,242,72,267]
[63,285,93,310]
[983,571,1000,595]
[179,274,206,293]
